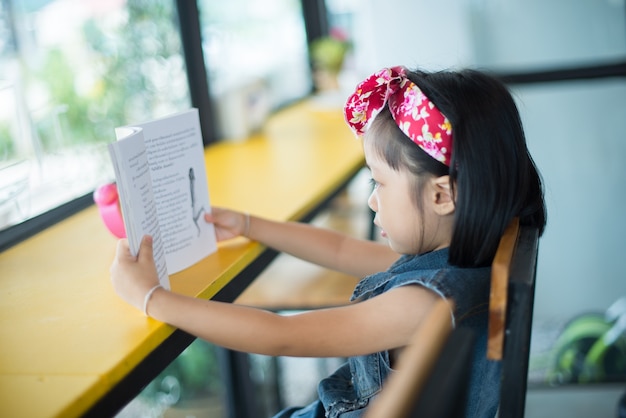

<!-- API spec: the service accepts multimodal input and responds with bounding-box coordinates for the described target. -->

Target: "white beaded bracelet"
[143,284,162,317]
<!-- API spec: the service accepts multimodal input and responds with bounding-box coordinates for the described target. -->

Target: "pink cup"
[93,183,126,238]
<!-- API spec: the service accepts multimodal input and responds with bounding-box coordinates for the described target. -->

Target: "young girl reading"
[110,66,546,418]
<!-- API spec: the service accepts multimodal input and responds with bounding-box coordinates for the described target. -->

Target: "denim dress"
[273,249,501,418]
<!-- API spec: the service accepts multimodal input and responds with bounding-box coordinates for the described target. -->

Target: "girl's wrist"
[143,284,163,317]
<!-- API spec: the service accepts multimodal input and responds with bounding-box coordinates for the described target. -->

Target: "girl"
[110,66,546,418]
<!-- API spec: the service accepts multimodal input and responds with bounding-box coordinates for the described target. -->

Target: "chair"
[365,218,540,418]
[408,326,476,417]
[488,218,540,418]
[364,298,476,418]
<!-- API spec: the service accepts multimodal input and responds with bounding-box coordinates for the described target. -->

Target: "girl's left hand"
[204,207,248,241]
[110,235,160,311]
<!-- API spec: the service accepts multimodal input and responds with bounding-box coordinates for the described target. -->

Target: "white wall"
[348,0,626,323]
[350,0,475,76]
[513,79,626,321]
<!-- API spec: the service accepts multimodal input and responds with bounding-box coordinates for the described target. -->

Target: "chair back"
[364,298,475,418]
[408,326,475,418]
[364,219,539,418]
[488,218,540,418]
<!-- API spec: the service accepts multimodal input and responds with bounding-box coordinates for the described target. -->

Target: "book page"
[135,109,217,274]
[108,127,170,289]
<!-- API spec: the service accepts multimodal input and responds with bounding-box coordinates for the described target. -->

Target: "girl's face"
[364,141,450,255]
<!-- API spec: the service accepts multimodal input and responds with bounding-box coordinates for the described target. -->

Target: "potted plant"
[309,28,351,91]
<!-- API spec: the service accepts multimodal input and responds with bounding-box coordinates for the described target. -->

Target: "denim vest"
[316,249,501,418]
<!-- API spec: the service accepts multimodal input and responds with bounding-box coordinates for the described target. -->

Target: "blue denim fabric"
[272,249,500,418]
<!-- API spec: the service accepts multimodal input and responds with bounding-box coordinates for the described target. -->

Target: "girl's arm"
[206,207,398,279]
[150,284,437,357]
[110,237,439,357]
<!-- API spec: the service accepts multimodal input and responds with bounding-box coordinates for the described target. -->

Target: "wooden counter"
[0,101,364,418]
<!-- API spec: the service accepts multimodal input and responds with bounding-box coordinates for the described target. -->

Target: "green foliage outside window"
[0,0,191,231]
[2,0,187,156]
[81,1,189,143]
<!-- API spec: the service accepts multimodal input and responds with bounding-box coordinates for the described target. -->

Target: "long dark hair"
[367,68,546,267]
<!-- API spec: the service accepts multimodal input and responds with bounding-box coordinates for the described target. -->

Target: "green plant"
[310,34,350,74]
[140,339,222,405]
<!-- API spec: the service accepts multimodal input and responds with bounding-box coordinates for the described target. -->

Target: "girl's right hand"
[110,235,161,312]
[204,207,249,241]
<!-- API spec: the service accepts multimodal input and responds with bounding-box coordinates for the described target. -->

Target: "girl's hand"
[204,207,249,241]
[110,235,160,311]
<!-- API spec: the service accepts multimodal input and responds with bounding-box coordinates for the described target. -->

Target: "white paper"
[108,109,217,289]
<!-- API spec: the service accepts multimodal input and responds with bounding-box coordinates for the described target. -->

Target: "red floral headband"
[344,66,453,166]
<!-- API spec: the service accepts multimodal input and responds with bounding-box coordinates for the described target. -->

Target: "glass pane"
[467,0,626,70]
[513,78,626,385]
[0,0,190,232]
[197,0,312,139]
[116,339,226,417]
[326,0,357,37]
[323,0,358,90]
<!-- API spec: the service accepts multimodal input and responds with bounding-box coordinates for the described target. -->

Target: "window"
[197,0,312,139]
[467,0,625,71]
[0,0,190,241]
[463,0,626,387]
[0,0,319,249]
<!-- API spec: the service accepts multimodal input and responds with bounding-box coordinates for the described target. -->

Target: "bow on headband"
[344,66,453,166]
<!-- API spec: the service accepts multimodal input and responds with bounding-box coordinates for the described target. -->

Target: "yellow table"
[0,101,364,418]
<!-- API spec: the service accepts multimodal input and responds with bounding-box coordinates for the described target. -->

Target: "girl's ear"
[430,175,455,216]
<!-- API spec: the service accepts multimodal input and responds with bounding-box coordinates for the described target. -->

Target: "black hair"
[367,68,546,267]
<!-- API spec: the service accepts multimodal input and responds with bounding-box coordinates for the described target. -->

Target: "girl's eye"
[369,178,380,188]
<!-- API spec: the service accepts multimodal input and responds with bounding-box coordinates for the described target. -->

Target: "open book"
[108,108,217,289]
